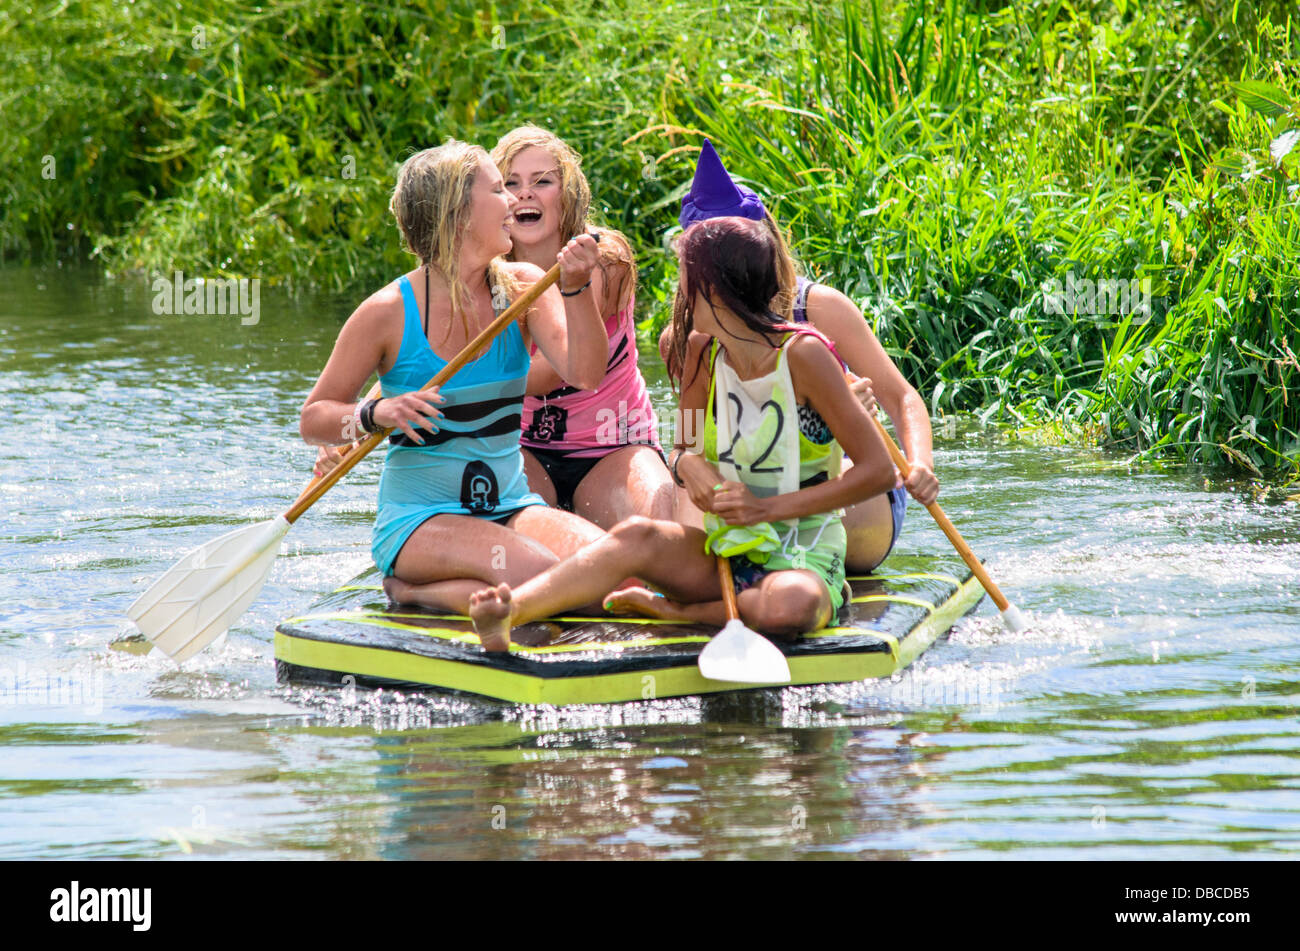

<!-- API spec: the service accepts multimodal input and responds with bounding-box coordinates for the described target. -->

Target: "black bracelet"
[359,398,382,434]
[559,278,591,297]
[670,449,687,488]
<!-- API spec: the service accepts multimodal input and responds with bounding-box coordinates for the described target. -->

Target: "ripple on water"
[3,266,1300,859]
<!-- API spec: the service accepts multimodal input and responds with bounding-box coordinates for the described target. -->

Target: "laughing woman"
[462,216,897,652]
[299,141,609,613]
[492,125,676,527]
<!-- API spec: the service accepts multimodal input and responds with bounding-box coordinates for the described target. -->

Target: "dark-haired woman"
[663,140,937,573]
[459,216,896,651]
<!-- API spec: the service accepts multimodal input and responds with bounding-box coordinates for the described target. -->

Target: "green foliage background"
[3,0,1298,482]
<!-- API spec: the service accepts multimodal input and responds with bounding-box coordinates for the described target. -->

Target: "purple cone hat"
[679,139,768,230]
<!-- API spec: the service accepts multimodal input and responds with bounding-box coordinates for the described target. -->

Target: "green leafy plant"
[2,0,1297,481]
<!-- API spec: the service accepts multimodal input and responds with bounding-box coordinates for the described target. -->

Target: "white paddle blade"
[697,619,792,684]
[1001,603,1028,633]
[127,516,291,664]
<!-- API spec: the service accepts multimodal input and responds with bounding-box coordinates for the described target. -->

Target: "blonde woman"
[314,127,677,530]
[300,141,609,613]
[493,125,676,528]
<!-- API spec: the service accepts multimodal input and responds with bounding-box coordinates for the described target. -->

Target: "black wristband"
[559,278,592,297]
[359,399,382,434]
[669,448,687,488]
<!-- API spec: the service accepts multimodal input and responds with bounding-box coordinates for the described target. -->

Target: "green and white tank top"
[700,334,843,560]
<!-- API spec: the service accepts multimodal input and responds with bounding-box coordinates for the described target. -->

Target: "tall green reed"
[640,0,1299,481]
[2,0,1297,480]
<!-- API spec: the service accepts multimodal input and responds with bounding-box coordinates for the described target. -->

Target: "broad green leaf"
[1228,80,1292,118]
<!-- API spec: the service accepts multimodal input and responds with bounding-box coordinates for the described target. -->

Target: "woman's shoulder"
[785,330,843,373]
[680,330,715,389]
[598,262,636,322]
[593,231,636,316]
[686,329,713,357]
[802,283,878,349]
[499,261,548,319]
[348,277,406,328]
[594,226,636,265]
[327,278,407,377]
[594,254,634,291]
[804,281,860,317]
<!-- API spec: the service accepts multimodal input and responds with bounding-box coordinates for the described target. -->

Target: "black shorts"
[524,445,667,512]
[485,506,534,526]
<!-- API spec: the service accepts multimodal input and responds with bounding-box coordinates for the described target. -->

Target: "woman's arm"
[806,284,939,504]
[299,287,444,447]
[671,331,725,513]
[524,350,566,397]
[516,238,608,390]
[523,257,629,396]
[711,336,895,526]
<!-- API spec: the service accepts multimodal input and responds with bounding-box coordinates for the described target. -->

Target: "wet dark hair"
[666,216,790,388]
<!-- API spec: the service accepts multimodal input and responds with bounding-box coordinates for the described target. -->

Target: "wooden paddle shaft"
[716,556,741,620]
[869,413,1012,613]
[283,262,563,524]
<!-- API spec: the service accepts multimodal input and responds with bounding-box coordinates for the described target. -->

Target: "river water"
[2,265,1298,859]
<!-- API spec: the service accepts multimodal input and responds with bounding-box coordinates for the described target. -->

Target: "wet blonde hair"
[491,125,637,310]
[390,140,516,341]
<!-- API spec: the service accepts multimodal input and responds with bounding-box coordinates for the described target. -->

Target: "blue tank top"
[371,274,544,574]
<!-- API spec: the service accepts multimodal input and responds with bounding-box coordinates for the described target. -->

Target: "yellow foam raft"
[274,554,984,705]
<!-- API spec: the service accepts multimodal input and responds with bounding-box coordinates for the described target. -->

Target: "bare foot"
[468,582,513,652]
[383,576,415,605]
[604,586,690,621]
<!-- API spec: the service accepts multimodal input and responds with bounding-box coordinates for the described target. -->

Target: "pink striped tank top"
[520,295,662,457]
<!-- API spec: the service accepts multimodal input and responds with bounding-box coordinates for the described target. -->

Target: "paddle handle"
[869,413,1013,613]
[716,556,741,621]
[283,262,563,524]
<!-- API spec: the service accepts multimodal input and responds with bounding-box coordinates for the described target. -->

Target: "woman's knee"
[499,541,559,586]
[750,574,829,635]
[842,494,894,573]
[609,514,670,549]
